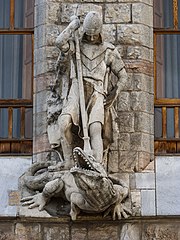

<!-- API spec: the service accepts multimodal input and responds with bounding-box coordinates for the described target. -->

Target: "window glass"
[154,0,173,28]
[167,108,174,138]
[0,0,10,28]
[15,0,34,28]
[0,35,32,99]
[155,108,162,138]
[156,34,180,99]
[0,108,8,138]
[25,108,33,138]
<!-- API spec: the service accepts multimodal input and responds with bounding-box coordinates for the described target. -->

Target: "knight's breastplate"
[80,43,107,84]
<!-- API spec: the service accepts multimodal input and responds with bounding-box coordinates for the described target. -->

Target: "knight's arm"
[104,47,127,108]
[56,18,80,52]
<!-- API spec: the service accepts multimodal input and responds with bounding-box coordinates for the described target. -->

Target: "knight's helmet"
[82,11,103,43]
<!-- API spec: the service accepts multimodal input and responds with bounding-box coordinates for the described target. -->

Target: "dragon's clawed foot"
[112,202,132,220]
[21,193,48,211]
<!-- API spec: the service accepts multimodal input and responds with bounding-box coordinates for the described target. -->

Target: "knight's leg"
[89,122,103,163]
[58,114,74,168]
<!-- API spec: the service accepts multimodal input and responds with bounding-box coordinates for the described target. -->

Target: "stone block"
[34,111,47,136]
[118,112,134,133]
[88,225,118,240]
[134,112,154,134]
[117,24,153,48]
[120,224,141,240]
[32,151,50,163]
[103,24,116,44]
[118,0,153,5]
[15,223,41,240]
[142,224,179,240]
[104,4,131,23]
[34,25,46,49]
[131,91,154,113]
[34,47,46,64]
[33,133,50,153]
[34,3,47,27]
[34,73,56,93]
[141,190,156,216]
[126,46,153,62]
[34,61,47,76]
[119,133,130,151]
[117,92,130,111]
[34,90,47,113]
[0,223,15,240]
[60,3,102,23]
[132,3,153,27]
[0,157,32,216]
[71,226,87,240]
[131,190,141,216]
[108,150,119,173]
[156,156,180,215]
[135,173,155,189]
[130,132,151,152]
[119,151,138,172]
[46,25,62,46]
[43,225,70,240]
[132,73,154,94]
[125,59,153,76]
[138,152,153,172]
[47,2,61,25]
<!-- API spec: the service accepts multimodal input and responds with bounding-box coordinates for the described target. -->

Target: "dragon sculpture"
[21,147,131,220]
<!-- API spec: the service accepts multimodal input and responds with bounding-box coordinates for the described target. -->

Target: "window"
[0,0,34,154]
[154,0,180,154]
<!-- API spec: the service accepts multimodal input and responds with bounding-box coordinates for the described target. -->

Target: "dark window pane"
[155,108,162,138]
[0,0,10,28]
[167,108,174,138]
[25,108,33,138]
[13,108,21,138]
[154,0,173,28]
[15,0,34,28]
[0,108,8,138]
[0,35,32,99]
[156,34,180,99]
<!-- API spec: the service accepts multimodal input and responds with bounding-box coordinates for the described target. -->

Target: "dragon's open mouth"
[71,147,96,172]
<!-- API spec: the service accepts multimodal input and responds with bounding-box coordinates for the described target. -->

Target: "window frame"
[0,0,34,155]
[154,0,180,154]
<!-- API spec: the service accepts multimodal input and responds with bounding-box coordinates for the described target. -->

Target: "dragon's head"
[70,147,107,178]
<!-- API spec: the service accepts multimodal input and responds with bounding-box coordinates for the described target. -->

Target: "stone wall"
[1,217,180,240]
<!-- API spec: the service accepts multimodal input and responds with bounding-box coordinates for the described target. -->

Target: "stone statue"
[47,11,127,169]
[20,11,131,220]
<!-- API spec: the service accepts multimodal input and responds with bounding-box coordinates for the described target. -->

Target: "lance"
[72,16,92,155]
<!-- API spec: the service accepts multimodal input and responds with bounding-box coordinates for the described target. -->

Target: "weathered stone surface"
[142,224,179,240]
[34,25,46,49]
[33,133,50,153]
[156,156,180,215]
[119,133,130,151]
[125,60,153,76]
[34,111,47,136]
[108,150,119,173]
[0,157,31,216]
[34,90,47,113]
[35,3,47,27]
[141,190,156,216]
[131,73,154,94]
[130,133,151,152]
[88,225,118,240]
[117,92,130,111]
[132,3,153,27]
[103,24,116,44]
[60,3,102,23]
[104,4,131,23]
[120,224,141,240]
[135,173,155,189]
[43,225,70,240]
[15,223,41,240]
[118,112,134,133]
[71,226,87,240]
[131,190,141,216]
[118,0,153,6]
[0,223,15,240]
[117,24,153,48]
[131,91,154,113]
[138,152,153,172]
[134,112,154,134]
[34,73,56,93]
[126,46,153,62]
[119,151,138,172]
